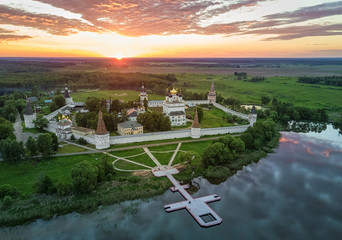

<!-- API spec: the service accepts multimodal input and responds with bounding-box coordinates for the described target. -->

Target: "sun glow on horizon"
[113,54,123,60]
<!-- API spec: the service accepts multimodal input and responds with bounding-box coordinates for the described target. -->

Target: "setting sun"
[114,54,123,60]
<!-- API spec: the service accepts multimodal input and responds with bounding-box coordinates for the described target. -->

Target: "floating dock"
[152,166,222,227]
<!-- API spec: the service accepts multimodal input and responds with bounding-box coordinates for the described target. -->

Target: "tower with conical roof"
[139,85,148,102]
[64,85,73,104]
[95,111,109,149]
[24,100,36,128]
[248,105,257,126]
[191,108,201,138]
[208,81,216,104]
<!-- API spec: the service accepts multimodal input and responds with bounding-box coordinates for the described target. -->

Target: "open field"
[72,89,164,102]
[0,154,100,194]
[177,73,342,112]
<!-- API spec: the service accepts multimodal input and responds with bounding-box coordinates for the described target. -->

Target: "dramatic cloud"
[0,34,32,41]
[0,5,101,36]
[245,24,342,40]
[264,1,342,24]
[0,0,342,40]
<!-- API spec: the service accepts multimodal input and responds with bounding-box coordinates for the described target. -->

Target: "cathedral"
[163,87,186,126]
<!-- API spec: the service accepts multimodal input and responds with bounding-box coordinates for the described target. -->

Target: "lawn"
[151,152,175,165]
[187,106,234,128]
[113,159,150,171]
[0,153,100,194]
[72,89,164,102]
[110,148,156,167]
[176,73,342,112]
[56,144,87,154]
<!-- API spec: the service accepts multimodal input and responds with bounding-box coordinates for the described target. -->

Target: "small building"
[118,121,143,135]
[127,108,138,121]
[72,127,95,136]
[148,100,163,108]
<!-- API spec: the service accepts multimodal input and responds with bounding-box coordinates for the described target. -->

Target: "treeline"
[202,119,277,168]
[298,76,342,87]
[257,97,328,125]
[0,72,178,95]
[0,133,58,162]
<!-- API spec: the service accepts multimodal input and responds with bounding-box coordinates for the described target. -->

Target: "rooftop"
[169,111,185,116]
[118,121,143,129]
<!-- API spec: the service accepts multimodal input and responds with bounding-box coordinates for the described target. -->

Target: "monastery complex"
[23,82,257,149]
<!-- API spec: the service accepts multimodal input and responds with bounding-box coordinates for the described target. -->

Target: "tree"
[0,117,15,140]
[32,85,39,97]
[96,156,115,182]
[37,133,54,159]
[52,95,66,110]
[261,96,271,105]
[143,98,148,110]
[85,97,101,112]
[25,136,38,158]
[137,111,171,132]
[49,133,59,151]
[240,132,254,149]
[33,114,49,130]
[0,138,25,162]
[34,175,56,194]
[71,161,99,194]
[202,142,230,167]
[179,151,202,170]
[197,106,203,123]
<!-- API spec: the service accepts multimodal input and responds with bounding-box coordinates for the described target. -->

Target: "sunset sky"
[0,0,341,58]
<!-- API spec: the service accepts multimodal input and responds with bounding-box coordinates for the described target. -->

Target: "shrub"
[71,161,98,195]
[55,181,72,196]
[34,175,56,195]
[77,137,87,145]
[2,196,13,207]
[0,184,18,199]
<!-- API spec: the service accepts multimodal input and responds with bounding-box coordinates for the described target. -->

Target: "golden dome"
[170,87,177,94]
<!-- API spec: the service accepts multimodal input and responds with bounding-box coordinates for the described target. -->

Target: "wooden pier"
[152,166,222,227]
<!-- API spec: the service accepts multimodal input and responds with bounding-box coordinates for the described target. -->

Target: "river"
[1,125,342,240]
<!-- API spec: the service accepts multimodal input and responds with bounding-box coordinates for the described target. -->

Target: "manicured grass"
[110,148,156,167]
[0,154,100,194]
[72,89,164,102]
[187,106,234,128]
[108,137,193,149]
[110,148,145,157]
[148,144,178,152]
[56,144,87,154]
[180,140,214,155]
[151,152,175,165]
[113,159,150,170]
[177,73,342,111]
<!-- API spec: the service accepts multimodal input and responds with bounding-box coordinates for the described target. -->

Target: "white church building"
[163,87,186,126]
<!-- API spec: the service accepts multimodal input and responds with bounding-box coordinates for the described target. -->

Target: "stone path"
[168,143,181,166]
[13,114,38,143]
[143,147,162,166]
